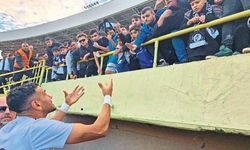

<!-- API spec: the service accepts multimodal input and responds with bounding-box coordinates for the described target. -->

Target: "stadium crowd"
[0,0,250,92]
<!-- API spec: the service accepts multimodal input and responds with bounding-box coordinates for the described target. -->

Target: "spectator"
[0,51,14,94]
[154,0,189,18]
[181,0,220,61]
[51,47,65,81]
[114,34,130,73]
[154,0,167,11]
[114,23,133,72]
[0,80,113,149]
[76,32,86,48]
[212,0,250,57]
[126,27,141,70]
[130,14,142,30]
[28,45,40,67]
[116,23,131,44]
[12,43,38,87]
[59,44,68,79]
[235,18,250,54]
[45,37,61,67]
[212,0,223,19]
[126,26,153,69]
[66,41,78,79]
[153,0,188,63]
[37,53,46,63]
[245,18,250,52]
[127,7,176,66]
[72,33,98,78]
[105,26,118,74]
[45,37,61,82]
[89,29,110,75]
[0,97,16,129]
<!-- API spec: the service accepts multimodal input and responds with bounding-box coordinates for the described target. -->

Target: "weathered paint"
[59,115,250,150]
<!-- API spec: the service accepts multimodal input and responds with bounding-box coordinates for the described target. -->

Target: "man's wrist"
[104,95,112,106]
[59,102,70,113]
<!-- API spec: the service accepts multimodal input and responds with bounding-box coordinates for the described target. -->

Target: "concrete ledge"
[43,54,250,136]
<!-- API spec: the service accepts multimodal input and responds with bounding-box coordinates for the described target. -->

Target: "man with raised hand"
[0,79,113,150]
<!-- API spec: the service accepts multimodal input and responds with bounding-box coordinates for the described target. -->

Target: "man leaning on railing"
[12,42,38,88]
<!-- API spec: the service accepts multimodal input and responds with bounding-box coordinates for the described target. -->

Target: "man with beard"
[0,79,113,149]
[0,97,16,129]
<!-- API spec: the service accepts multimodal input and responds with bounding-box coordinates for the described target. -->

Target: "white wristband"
[104,95,112,106]
[59,102,70,113]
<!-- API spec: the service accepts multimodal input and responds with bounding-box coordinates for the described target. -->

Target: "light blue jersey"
[0,116,72,150]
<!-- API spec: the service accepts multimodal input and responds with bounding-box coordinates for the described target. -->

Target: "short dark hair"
[44,36,54,41]
[129,26,140,32]
[130,14,141,21]
[105,27,114,34]
[141,6,154,15]
[76,32,88,40]
[89,29,99,36]
[7,83,38,113]
[52,47,59,52]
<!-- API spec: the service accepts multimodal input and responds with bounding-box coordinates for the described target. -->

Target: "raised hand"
[63,85,85,106]
[106,34,112,40]
[93,42,100,48]
[199,15,206,23]
[125,43,134,50]
[154,0,164,10]
[98,79,113,96]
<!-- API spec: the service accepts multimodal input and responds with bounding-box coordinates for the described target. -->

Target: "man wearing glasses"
[0,97,16,129]
[72,33,98,78]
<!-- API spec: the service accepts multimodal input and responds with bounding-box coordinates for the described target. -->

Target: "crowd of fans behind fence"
[0,0,250,93]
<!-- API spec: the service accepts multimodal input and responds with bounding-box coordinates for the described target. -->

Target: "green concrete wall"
[42,54,250,136]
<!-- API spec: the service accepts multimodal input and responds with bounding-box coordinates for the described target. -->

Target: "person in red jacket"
[12,42,38,87]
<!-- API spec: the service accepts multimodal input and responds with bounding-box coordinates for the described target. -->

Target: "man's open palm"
[98,79,113,96]
[63,85,85,106]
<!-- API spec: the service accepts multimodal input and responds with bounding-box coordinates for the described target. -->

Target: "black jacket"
[46,42,61,66]
[181,3,219,59]
[72,41,96,75]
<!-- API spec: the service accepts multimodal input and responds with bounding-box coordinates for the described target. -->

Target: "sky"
[0,0,85,27]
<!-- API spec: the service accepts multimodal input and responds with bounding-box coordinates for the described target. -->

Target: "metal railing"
[43,51,114,82]
[86,10,250,69]
[142,9,250,68]
[0,61,46,94]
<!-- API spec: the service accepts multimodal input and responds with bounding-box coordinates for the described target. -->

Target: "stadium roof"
[0,0,154,54]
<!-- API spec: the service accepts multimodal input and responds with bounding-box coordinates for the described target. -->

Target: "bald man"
[0,96,16,128]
